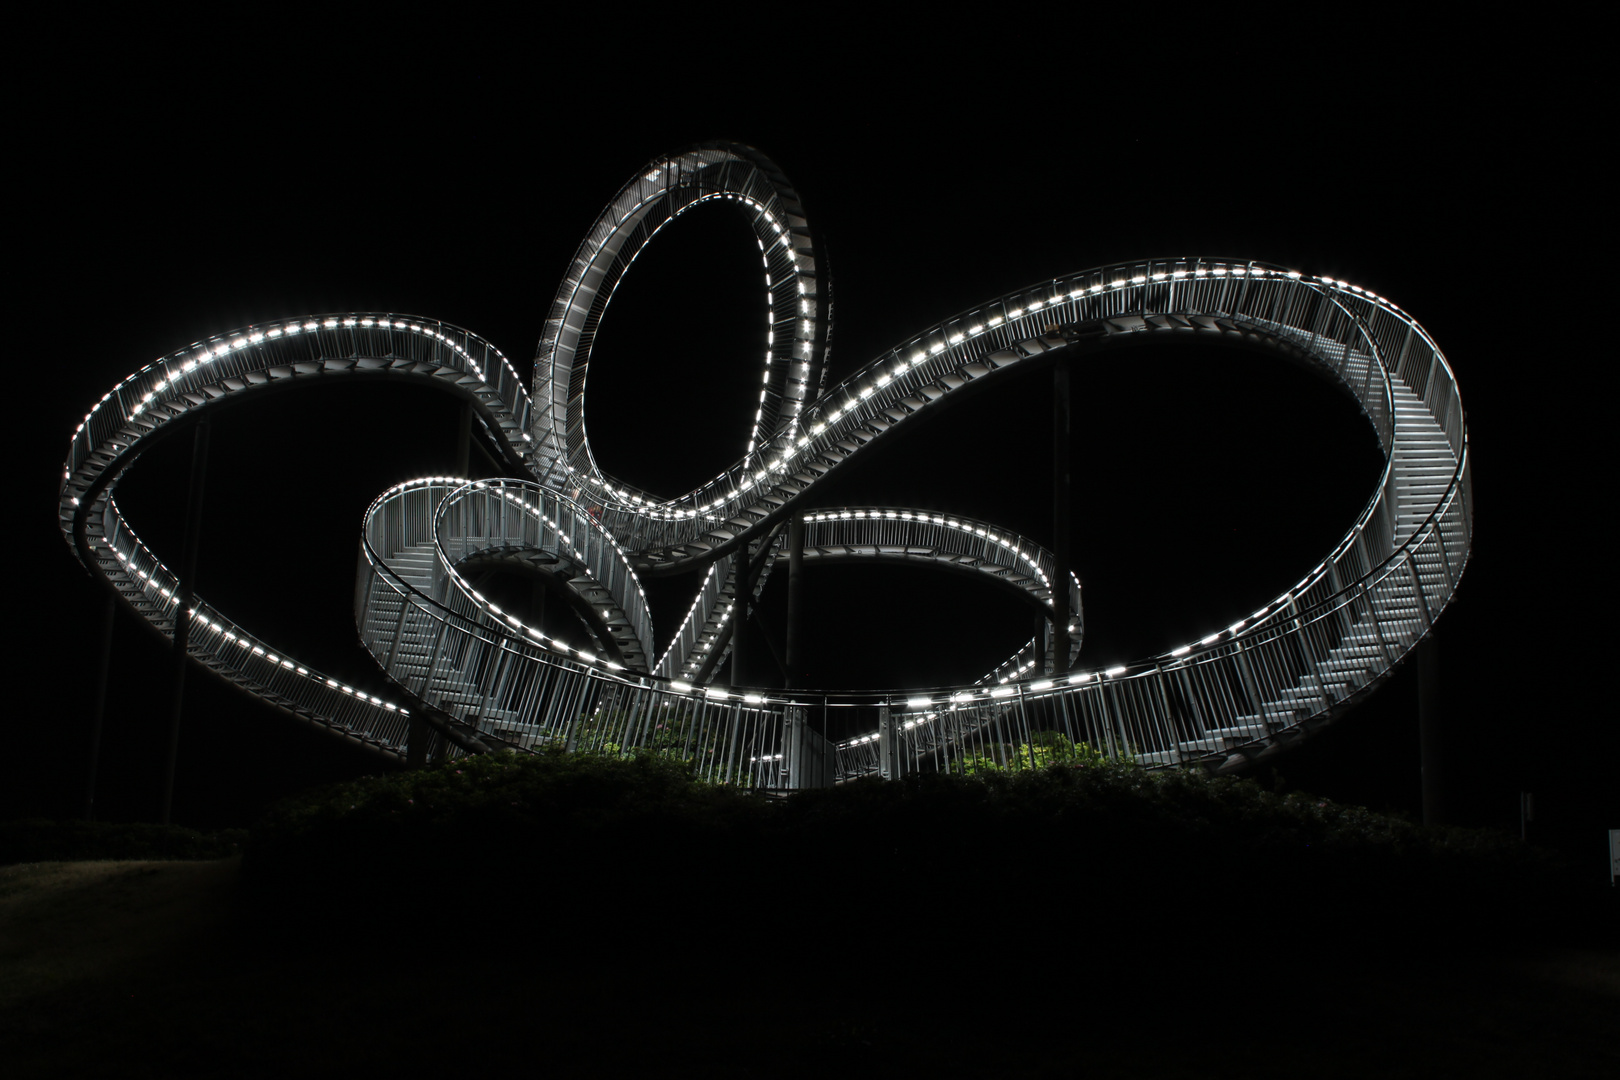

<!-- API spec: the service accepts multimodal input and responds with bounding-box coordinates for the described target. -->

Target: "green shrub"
[952,731,1114,774]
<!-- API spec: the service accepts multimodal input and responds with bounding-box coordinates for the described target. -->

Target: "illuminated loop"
[59,144,1470,781]
[531,142,833,506]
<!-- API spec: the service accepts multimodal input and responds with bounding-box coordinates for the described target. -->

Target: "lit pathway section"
[831,264,1469,774]
[359,483,788,771]
[61,142,1470,783]
[432,479,655,674]
[59,315,532,757]
[531,142,832,499]
[358,478,655,750]
[652,508,1082,683]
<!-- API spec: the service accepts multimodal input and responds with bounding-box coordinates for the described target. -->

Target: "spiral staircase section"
[59,143,1469,786]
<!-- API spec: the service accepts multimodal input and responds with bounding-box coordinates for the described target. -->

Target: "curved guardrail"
[650,508,1083,684]
[59,317,532,757]
[59,142,1469,783]
[532,141,833,494]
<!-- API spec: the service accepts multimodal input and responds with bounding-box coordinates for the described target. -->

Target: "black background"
[11,18,1607,856]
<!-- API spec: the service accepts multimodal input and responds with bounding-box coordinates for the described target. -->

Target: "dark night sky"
[11,23,1608,847]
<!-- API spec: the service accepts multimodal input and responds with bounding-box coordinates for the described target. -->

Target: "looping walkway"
[59,143,1469,783]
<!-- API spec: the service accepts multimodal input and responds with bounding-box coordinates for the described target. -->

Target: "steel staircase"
[61,141,1470,786]
[363,540,533,746]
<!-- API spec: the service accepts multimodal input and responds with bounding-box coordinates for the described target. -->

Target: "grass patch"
[0,859,239,1009]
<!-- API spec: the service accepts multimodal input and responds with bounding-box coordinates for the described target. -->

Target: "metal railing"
[432,478,656,672]
[538,256,1404,571]
[853,471,1469,777]
[61,142,1471,787]
[532,143,830,492]
[357,481,791,781]
[59,315,532,754]
[652,506,1084,684]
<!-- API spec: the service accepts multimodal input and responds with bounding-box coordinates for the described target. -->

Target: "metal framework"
[59,142,1470,784]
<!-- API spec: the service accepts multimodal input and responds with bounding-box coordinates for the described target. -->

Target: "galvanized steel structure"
[59,143,1470,785]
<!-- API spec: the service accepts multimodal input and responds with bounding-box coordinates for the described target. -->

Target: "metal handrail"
[431,479,657,671]
[652,506,1085,684]
[547,256,1398,556]
[60,143,1472,785]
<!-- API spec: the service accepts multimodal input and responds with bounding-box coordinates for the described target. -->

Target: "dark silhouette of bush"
[245,751,1603,955]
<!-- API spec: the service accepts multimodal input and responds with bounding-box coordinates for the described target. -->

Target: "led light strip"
[545,259,1393,545]
[533,145,825,516]
[60,143,1466,777]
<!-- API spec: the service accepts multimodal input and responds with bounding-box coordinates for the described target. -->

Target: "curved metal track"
[59,143,1470,783]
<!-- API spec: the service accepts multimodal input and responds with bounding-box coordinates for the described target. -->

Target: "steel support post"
[1105,685,1128,761]
[877,705,900,780]
[456,400,472,479]
[785,512,804,689]
[733,538,750,688]
[160,418,210,826]
[408,710,429,769]
[1033,611,1046,674]
[84,589,116,821]
[1051,354,1072,672]
[1152,665,1180,745]
[785,706,804,789]
[1233,642,1266,732]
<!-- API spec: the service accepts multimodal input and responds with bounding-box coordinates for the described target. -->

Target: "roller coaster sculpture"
[58,144,1471,787]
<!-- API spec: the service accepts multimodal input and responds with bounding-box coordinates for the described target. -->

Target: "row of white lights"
[369,471,1134,693]
[661,503,1073,680]
[586,146,826,679]
[569,171,814,497]
[103,537,409,720]
[548,262,1390,541]
[809,509,1057,591]
[67,315,529,500]
[60,239,1422,762]
[656,560,721,675]
[374,478,644,677]
[554,260,1392,704]
[682,596,742,676]
[90,269,1362,699]
[534,260,1377,707]
[82,267,1399,724]
[488,482,649,608]
[569,164,828,517]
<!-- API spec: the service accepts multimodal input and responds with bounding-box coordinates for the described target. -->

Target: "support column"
[455,400,473,478]
[732,539,750,688]
[1419,632,1444,826]
[160,418,210,826]
[407,711,429,770]
[877,706,901,780]
[785,512,804,689]
[84,589,116,821]
[784,706,831,790]
[1032,611,1047,675]
[1051,354,1073,673]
